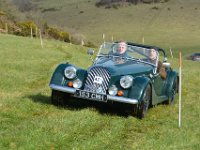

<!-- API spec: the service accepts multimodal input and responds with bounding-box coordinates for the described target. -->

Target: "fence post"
[111,35,114,42]
[35,27,38,38]
[102,33,105,43]
[31,27,33,39]
[142,37,144,44]
[179,52,182,128]
[5,23,8,34]
[39,29,43,48]
[170,47,173,58]
[81,39,84,46]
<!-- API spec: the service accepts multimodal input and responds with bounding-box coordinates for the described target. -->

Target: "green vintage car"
[49,42,178,118]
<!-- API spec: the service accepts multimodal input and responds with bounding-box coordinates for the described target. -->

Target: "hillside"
[0,34,200,149]
[1,0,200,51]
[42,0,200,50]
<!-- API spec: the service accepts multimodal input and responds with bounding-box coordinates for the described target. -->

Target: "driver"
[117,41,127,55]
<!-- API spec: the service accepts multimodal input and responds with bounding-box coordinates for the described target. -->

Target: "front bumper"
[50,84,138,104]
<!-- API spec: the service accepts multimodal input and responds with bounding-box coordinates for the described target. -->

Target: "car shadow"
[28,93,132,117]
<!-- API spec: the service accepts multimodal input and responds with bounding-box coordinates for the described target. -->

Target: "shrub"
[15,21,37,37]
[46,26,70,42]
[95,0,170,7]
[152,6,159,10]
[0,11,6,16]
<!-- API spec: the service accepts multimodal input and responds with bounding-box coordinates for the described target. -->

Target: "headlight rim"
[120,75,134,89]
[73,78,82,89]
[64,66,77,79]
[108,85,118,96]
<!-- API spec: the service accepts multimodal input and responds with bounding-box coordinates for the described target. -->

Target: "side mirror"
[164,57,167,62]
[87,49,94,55]
[163,62,170,68]
[87,49,94,63]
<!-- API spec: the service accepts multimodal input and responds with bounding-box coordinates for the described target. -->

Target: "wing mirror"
[164,57,167,62]
[87,49,94,63]
[163,62,170,68]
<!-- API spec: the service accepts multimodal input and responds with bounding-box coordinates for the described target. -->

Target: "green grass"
[0,34,200,149]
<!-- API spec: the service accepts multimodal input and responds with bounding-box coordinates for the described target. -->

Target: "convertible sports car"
[49,42,178,118]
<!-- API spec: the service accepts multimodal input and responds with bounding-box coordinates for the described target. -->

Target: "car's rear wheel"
[51,90,69,106]
[136,84,151,119]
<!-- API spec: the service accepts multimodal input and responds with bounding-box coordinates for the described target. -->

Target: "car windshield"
[97,42,158,66]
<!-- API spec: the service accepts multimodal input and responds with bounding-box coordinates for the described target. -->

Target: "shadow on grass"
[28,93,51,105]
[28,93,132,117]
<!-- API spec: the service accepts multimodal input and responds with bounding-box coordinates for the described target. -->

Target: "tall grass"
[0,34,200,149]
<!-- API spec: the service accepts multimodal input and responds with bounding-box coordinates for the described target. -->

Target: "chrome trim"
[107,95,138,104]
[50,84,76,94]
[49,84,138,104]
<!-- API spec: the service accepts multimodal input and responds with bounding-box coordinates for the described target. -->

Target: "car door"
[152,50,168,97]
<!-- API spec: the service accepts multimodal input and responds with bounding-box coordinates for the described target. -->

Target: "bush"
[0,11,6,16]
[15,21,37,37]
[46,26,70,42]
[95,0,170,7]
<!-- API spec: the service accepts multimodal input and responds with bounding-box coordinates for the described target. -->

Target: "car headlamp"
[64,66,76,79]
[108,85,118,96]
[73,79,82,89]
[120,75,133,89]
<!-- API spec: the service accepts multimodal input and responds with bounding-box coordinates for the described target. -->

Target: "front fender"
[50,63,88,87]
[128,76,151,102]
[50,63,71,86]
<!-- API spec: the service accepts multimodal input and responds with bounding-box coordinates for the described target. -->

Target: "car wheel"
[137,84,151,119]
[165,78,177,105]
[51,90,69,106]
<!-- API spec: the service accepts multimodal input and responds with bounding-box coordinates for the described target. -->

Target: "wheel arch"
[128,76,152,103]
[165,71,178,99]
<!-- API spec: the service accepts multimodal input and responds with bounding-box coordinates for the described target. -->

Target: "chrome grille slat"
[84,67,110,94]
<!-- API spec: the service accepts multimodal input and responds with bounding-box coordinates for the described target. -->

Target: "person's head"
[150,48,157,60]
[118,41,127,54]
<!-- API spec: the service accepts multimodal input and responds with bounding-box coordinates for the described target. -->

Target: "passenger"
[150,48,167,79]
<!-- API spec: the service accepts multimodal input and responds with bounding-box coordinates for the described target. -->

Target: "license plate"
[75,90,107,102]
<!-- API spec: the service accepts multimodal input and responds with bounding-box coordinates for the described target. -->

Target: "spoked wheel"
[51,90,69,106]
[136,84,151,119]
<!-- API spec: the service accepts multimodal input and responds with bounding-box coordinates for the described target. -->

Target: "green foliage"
[15,21,37,37]
[96,0,170,7]
[46,26,70,42]
[0,11,6,16]
[41,7,59,13]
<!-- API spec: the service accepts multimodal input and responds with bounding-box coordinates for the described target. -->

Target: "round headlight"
[64,66,76,79]
[108,85,118,96]
[120,75,133,89]
[73,79,82,89]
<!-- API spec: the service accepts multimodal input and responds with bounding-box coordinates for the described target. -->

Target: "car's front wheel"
[136,84,151,119]
[165,78,178,105]
[51,90,69,106]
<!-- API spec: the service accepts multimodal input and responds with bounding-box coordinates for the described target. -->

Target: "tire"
[51,90,69,106]
[165,78,177,105]
[136,84,151,119]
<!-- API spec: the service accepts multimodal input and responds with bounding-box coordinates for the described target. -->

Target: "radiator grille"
[84,67,110,94]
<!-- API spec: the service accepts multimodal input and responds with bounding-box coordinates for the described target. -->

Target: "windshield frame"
[96,42,159,70]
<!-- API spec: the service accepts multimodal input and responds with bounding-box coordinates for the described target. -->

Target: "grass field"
[0,34,200,149]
